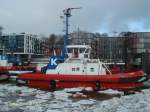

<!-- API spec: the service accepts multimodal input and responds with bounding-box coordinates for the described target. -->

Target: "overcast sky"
[0,0,150,36]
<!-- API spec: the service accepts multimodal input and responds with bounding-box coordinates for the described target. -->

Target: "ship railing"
[65,58,82,63]
[98,58,112,75]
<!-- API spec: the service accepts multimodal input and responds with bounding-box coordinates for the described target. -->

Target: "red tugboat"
[0,56,36,81]
[18,8,148,92]
[8,65,36,81]
[18,45,148,91]
[0,64,36,82]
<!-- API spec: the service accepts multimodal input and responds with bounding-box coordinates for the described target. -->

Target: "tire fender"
[50,80,56,90]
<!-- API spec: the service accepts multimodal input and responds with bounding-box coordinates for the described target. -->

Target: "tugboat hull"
[18,70,147,91]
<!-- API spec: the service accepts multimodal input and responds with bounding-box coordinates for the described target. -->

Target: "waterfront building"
[0,33,47,63]
[44,31,150,73]
[122,32,150,73]
[69,31,125,63]
[96,36,125,63]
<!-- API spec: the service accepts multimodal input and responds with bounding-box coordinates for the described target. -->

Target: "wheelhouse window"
[85,49,89,53]
[79,48,85,53]
[74,48,79,58]
[67,48,73,53]
[84,54,88,58]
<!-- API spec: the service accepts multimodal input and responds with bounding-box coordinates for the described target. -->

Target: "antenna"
[62,7,82,57]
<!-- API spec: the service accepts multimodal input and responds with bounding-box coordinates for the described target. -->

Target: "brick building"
[96,36,125,63]
[122,32,150,72]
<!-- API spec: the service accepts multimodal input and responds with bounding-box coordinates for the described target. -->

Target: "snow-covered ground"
[0,84,150,112]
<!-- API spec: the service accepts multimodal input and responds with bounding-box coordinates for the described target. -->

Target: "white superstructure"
[46,45,108,75]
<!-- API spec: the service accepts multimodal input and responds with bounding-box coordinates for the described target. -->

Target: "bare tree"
[0,26,4,55]
[56,36,64,48]
[48,34,57,51]
[0,26,3,36]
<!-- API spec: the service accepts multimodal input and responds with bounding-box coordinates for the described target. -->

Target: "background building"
[96,36,125,63]
[1,30,150,73]
[0,33,47,63]
[70,31,125,63]
[122,32,150,73]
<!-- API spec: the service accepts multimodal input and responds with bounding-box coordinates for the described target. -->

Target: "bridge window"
[74,48,79,58]
[79,48,85,53]
[67,48,73,53]
[84,54,88,58]
[85,49,89,53]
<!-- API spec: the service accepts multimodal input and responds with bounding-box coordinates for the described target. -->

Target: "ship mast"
[62,7,81,57]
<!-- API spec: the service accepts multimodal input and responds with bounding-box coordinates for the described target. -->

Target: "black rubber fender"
[16,78,27,85]
[50,80,56,90]
[139,74,150,82]
[95,81,100,91]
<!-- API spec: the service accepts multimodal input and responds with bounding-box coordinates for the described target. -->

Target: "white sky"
[0,0,150,36]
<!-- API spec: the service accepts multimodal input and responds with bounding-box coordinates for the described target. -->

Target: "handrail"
[98,58,112,75]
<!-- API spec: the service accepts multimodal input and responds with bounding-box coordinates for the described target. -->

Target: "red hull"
[18,70,146,91]
[0,67,8,73]
[0,66,36,71]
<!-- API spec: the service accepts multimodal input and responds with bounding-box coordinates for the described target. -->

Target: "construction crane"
[62,7,82,57]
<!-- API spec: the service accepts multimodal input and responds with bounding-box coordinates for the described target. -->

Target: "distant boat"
[0,66,9,82]
[0,55,36,81]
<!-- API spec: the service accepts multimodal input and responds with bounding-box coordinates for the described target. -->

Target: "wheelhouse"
[66,45,91,59]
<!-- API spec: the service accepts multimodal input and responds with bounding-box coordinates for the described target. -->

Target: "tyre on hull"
[17,70,146,91]
[21,79,144,91]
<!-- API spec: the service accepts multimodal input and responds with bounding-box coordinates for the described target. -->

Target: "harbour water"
[0,83,150,112]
